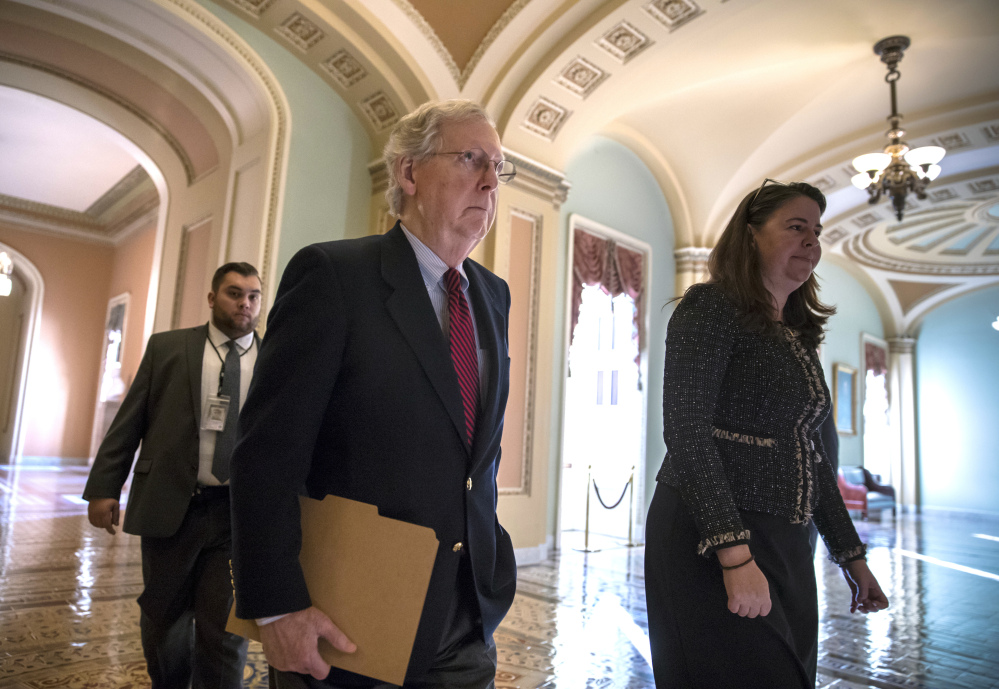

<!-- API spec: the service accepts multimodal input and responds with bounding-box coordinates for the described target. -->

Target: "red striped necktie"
[445,268,478,446]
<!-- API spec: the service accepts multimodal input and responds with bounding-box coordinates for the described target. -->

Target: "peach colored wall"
[498,214,534,490]
[0,223,113,460]
[107,223,156,390]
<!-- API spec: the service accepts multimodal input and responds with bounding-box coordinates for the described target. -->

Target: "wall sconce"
[0,251,13,297]
[992,316,999,332]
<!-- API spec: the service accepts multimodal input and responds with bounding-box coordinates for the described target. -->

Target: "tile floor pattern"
[1,466,998,688]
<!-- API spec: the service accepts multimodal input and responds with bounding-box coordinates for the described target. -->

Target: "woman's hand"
[717,545,772,618]
[841,560,889,614]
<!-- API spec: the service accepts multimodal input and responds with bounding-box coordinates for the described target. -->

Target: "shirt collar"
[400,223,469,292]
[208,320,254,352]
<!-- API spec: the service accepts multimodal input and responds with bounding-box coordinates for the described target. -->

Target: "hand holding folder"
[227,495,439,685]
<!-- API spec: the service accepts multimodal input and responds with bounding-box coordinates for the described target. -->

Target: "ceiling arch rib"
[213,0,435,148]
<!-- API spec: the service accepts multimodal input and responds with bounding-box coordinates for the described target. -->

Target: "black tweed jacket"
[656,283,865,563]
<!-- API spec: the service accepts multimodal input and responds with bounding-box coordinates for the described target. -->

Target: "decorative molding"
[367,159,390,195]
[275,12,325,52]
[503,148,571,209]
[555,56,609,99]
[852,212,881,228]
[969,179,998,194]
[521,96,571,141]
[673,246,711,272]
[460,0,532,90]
[983,124,999,143]
[0,51,198,185]
[644,0,705,32]
[843,233,999,276]
[499,208,544,496]
[929,188,959,202]
[85,165,149,217]
[171,215,211,329]
[887,337,916,355]
[388,0,461,87]
[164,0,290,303]
[931,131,972,150]
[809,175,836,192]
[320,49,367,88]
[359,91,399,131]
[596,20,653,64]
[821,226,848,245]
[221,0,276,18]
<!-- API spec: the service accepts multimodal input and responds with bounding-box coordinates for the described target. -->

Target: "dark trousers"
[645,485,816,689]
[138,488,248,689]
[271,555,496,689]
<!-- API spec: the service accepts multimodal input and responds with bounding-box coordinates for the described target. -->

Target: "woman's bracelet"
[720,554,755,571]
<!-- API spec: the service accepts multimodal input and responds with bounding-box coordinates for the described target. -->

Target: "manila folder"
[226,495,439,685]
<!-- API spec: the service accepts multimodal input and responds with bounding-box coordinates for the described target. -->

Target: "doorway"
[862,335,892,483]
[559,218,650,550]
[0,245,42,464]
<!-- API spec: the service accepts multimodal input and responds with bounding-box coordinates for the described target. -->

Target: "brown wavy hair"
[707,181,834,349]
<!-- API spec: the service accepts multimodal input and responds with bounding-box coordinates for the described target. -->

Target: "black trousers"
[271,554,496,689]
[138,488,248,689]
[645,485,817,689]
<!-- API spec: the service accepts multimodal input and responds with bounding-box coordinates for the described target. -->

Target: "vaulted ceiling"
[1,0,996,334]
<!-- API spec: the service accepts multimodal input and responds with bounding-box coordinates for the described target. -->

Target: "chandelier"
[0,251,12,297]
[851,36,944,222]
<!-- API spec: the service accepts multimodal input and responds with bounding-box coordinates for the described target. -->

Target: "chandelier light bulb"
[853,152,892,174]
[0,275,11,297]
[904,145,946,168]
[851,172,875,189]
[922,164,942,181]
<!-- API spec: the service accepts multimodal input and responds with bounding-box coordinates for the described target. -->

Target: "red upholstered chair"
[837,467,896,519]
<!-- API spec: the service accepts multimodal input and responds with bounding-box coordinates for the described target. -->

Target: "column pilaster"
[888,336,918,510]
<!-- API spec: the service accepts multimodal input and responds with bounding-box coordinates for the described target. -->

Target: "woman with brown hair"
[645,180,888,688]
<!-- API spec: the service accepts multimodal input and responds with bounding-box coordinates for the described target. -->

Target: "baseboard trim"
[921,505,999,521]
[14,456,89,467]
[514,541,550,566]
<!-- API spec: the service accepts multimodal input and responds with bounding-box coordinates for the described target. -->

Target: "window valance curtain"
[570,228,645,372]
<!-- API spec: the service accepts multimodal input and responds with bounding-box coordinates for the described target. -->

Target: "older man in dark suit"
[83,262,262,688]
[230,100,518,688]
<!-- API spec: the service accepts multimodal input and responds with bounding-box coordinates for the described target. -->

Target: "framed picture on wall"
[833,362,857,435]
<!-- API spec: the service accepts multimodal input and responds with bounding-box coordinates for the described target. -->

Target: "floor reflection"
[1,466,998,688]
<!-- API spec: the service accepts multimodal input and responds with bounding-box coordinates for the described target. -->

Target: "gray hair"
[383,99,494,216]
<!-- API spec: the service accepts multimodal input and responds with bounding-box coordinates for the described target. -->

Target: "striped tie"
[445,268,478,446]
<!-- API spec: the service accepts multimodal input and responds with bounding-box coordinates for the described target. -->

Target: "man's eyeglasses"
[747,178,787,210]
[431,148,517,184]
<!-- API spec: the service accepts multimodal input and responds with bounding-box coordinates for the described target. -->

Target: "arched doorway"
[0,245,43,464]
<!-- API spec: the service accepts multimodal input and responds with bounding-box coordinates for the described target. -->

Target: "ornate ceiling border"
[163,0,289,299]
[389,0,531,90]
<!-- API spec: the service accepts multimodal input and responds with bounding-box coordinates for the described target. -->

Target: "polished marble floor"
[1,466,998,688]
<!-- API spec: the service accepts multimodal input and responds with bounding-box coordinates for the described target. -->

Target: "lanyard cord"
[208,333,255,396]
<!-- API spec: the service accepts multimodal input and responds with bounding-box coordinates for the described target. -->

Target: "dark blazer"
[83,325,210,538]
[230,224,516,683]
[656,283,865,564]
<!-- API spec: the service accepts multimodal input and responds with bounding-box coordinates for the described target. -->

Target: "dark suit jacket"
[83,325,210,538]
[230,224,516,683]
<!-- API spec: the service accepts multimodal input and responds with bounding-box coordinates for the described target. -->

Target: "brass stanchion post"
[584,464,592,552]
[627,465,635,547]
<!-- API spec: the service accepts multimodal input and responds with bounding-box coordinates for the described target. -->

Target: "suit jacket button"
[466,477,472,491]
[453,542,463,552]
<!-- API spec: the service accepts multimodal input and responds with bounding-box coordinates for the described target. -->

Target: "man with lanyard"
[83,262,262,688]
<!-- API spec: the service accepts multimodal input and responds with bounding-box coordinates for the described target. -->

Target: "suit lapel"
[187,325,208,423]
[381,224,469,452]
[465,261,507,474]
